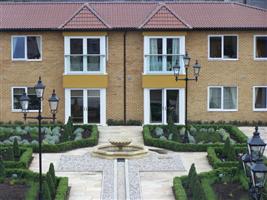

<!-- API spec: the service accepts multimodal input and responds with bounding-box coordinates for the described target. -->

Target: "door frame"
[144,88,185,125]
[65,88,106,125]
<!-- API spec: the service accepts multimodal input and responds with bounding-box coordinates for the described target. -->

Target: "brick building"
[0,2,266,125]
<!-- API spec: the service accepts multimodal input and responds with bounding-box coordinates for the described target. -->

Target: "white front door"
[144,88,185,125]
[65,89,106,125]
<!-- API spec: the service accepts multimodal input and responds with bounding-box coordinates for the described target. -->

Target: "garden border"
[2,147,33,168]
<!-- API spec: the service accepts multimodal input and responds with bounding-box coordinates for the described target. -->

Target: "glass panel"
[223,87,237,109]
[167,90,179,123]
[87,56,100,71]
[256,37,267,58]
[87,90,100,123]
[149,56,162,71]
[149,38,163,71]
[87,39,100,54]
[209,88,222,109]
[167,38,179,54]
[70,39,83,71]
[28,87,40,110]
[71,90,84,123]
[255,87,267,109]
[210,37,222,58]
[167,56,180,71]
[224,36,237,59]
[13,88,25,109]
[13,37,25,59]
[150,90,162,123]
[27,36,41,59]
[149,38,162,54]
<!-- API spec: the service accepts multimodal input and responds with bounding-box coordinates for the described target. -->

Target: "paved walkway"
[29,126,212,200]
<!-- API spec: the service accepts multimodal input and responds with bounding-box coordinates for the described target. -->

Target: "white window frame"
[11,87,42,112]
[11,35,42,61]
[207,86,238,112]
[254,35,267,60]
[143,88,185,125]
[64,88,106,125]
[64,36,106,75]
[143,36,185,74]
[208,35,239,61]
[253,86,267,111]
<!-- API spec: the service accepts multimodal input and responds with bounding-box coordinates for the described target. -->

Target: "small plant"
[49,163,56,186]
[222,138,236,161]
[46,172,56,198]
[13,138,20,160]
[43,180,52,200]
[186,163,198,194]
[63,117,74,141]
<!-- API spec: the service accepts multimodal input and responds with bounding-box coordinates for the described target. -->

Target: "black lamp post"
[242,126,267,200]
[19,77,59,200]
[173,51,201,143]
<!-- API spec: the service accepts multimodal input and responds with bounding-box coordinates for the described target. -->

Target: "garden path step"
[98,126,144,145]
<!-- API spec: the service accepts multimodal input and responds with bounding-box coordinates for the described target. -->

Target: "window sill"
[63,72,107,75]
[143,72,185,75]
[12,59,42,62]
[208,58,239,61]
[12,109,40,113]
[254,58,267,61]
[253,109,267,112]
[208,109,238,112]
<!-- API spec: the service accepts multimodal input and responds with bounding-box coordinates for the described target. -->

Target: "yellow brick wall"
[0,32,65,123]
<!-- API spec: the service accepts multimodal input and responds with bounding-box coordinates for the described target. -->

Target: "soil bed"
[0,182,28,200]
[213,183,249,200]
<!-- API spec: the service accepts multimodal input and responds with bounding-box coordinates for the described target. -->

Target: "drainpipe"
[123,31,127,124]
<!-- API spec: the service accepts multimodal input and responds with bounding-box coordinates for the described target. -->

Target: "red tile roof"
[0,2,266,30]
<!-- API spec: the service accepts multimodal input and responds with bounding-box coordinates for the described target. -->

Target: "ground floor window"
[144,88,185,124]
[254,86,267,111]
[65,88,106,125]
[208,86,237,111]
[12,87,40,112]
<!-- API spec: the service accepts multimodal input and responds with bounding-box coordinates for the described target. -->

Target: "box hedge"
[2,147,32,168]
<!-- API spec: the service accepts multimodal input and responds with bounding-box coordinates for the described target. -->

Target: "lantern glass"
[183,51,191,67]
[19,92,30,112]
[193,60,201,78]
[48,90,59,114]
[252,172,267,188]
[34,77,45,98]
[173,65,180,81]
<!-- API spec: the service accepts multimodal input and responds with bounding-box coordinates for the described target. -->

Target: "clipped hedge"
[173,177,187,200]
[207,146,247,169]
[55,177,69,200]
[143,125,247,152]
[2,147,32,168]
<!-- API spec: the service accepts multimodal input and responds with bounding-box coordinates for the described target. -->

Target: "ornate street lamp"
[241,127,267,200]
[19,77,59,200]
[173,51,201,143]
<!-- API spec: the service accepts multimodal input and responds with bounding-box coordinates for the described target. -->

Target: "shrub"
[173,177,187,200]
[186,164,197,194]
[192,177,205,200]
[46,172,56,198]
[55,177,69,200]
[63,117,74,141]
[222,138,236,161]
[13,138,20,160]
[0,156,5,178]
[43,180,52,200]
[49,163,56,186]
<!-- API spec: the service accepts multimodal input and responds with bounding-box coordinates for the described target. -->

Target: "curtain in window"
[255,88,267,108]
[168,39,179,71]
[223,87,237,109]
[209,88,221,109]
[27,37,41,59]
[13,37,25,59]
[149,39,162,71]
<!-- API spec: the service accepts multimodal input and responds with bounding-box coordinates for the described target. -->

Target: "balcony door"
[65,89,106,125]
[144,89,185,124]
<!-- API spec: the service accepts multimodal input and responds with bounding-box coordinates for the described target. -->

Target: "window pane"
[149,38,162,54]
[87,56,100,71]
[87,90,100,123]
[149,56,162,71]
[224,36,237,59]
[223,87,237,109]
[70,56,83,71]
[28,87,40,110]
[27,36,41,59]
[88,90,100,97]
[13,37,25,59]
[150,90,162,123]
[167,56,179,71]
[13,88,25,109]
[255,88,267,109]
[209,37,222,58]
[209,88,222,109]
[167,38,180,54]
[70,39,83,54]
[71,90,84,123]
[87,39,100,54]
[167,90,179,123]
[256,37,267,58]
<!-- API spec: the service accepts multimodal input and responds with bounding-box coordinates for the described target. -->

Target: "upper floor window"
[208,86,237,111]
[12,36,41,61]
[144,36,185,73]
[64,36,106,74]
[254,86,267,111]
[208,35,238,60]
[254,36,267,60]
[12,87,40,112]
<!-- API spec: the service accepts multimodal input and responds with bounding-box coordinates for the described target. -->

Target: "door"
[65,89,106,125]
[144,88,185,124]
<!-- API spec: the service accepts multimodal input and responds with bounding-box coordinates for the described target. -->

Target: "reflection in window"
[255,87,267,109]
[255,36,267,58]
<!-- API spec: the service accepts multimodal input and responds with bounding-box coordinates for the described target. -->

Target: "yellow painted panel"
[63,75,108,88]
[143,32,187,36]
[62,32,107,36]
[142,75,185,88]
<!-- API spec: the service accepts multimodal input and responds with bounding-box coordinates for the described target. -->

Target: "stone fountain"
[92,138,148,159]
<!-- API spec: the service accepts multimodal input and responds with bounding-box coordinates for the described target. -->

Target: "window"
[12,87,40,111]
[208,86,237,111]
[209,35,238,60]
[64,36,106,73]
[12,36,41,60]
[254,87,267,111]
[144,36,185,73]
[254,36,267,59]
